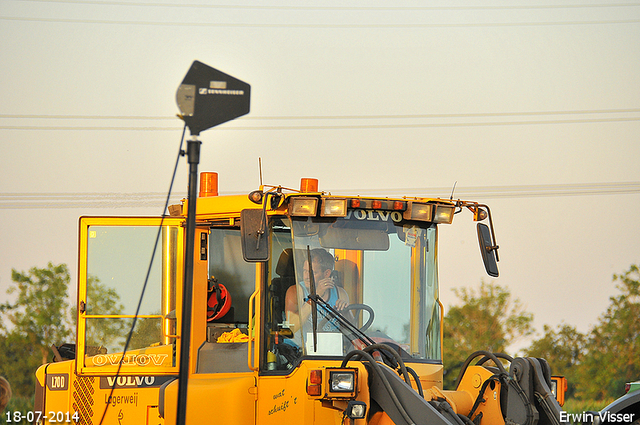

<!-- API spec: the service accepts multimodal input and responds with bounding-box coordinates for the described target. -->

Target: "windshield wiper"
[306,246,319,352]
[306,294,376,348]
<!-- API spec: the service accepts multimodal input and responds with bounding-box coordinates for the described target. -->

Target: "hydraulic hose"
[467,375,503,420]
[476,352,513,367]
[342,350,416,425]
[453,350,509,390]
[458,413,476,425]
[361,344,412,386]
[405,366,424,398]
[351,343,425,398]
[431,401,467,425]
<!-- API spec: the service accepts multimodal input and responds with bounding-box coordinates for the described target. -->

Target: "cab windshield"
[266,211,441,371]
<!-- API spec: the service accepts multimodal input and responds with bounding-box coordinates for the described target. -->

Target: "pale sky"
[1,1,639,350]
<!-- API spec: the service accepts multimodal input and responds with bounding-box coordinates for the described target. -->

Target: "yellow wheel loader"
[34,62,569,425]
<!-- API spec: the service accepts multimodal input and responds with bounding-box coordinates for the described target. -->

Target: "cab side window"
[196,228,255,374]
[262,220,299,372]
[208,228,255,325]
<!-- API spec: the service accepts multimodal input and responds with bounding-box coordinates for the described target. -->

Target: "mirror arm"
[255,190,284,250]
[462,201,499,262]
[255,193,269,250]
[477,204,499,262]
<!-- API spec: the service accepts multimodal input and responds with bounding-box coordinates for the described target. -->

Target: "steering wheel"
[318,303,375,333]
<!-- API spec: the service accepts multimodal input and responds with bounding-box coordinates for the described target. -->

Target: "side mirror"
[477,223,499,277]
[241,209,270,262]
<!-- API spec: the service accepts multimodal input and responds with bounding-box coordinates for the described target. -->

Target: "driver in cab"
[285,248,349,333]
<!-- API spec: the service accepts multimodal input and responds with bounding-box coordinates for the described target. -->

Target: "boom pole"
[174,60,251,425]
[175,136,200,425]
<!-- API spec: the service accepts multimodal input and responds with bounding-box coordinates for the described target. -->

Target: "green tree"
[573,264,640,401]
[0,331,42,400]
[78,275,126,351]
[443,281,534,389]
[0,263,142,399]
[129,316,163,350]
[0,263,73,397]
[524,323,585,399]
[0,263,72,365]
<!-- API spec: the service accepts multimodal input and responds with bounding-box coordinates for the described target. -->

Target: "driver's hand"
[335,299,349,311]
[317,277,335,299]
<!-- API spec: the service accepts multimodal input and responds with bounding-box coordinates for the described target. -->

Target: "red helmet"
[207,277,232,321]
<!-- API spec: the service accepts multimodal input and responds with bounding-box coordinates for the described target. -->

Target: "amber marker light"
[307,369,323,396]
[300,178,319,193]
[199,172,218,197]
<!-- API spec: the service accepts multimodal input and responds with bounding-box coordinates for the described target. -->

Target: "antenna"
[259,157,263,186]
[450,181,458,200]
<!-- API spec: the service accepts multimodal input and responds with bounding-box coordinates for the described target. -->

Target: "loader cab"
[38,176,504,425]
[255,195,446,374]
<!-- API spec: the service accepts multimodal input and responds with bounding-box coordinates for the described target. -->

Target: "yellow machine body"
[35,175,551,425]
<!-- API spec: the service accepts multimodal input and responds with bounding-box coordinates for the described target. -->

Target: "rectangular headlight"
[321,198,347,217]
[330,371,355,392]
[289,197,318,216]
[433,205,455,224]
[403,202,433,222]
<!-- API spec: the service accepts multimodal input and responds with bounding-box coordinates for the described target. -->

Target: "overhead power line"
[0,125,180,131]
[0,114,176,120]
[338,182,640,199]
[0,192,188,209]
[2,15,640,28]
[3,108,640,121]
[2,109,640,131]
[15,0,640,11]
[1,182,638,209]
[2,116,640,131]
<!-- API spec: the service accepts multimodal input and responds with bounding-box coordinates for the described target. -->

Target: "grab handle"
[247,290,259,371]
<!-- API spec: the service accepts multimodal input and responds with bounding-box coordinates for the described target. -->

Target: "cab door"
[76,216,184,424]
[170,226,257,424]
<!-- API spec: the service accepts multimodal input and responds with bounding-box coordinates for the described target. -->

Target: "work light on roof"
[404,202,433,222]
[320,199,347,217]
[289,197,318,216]
[433,205,455,224]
